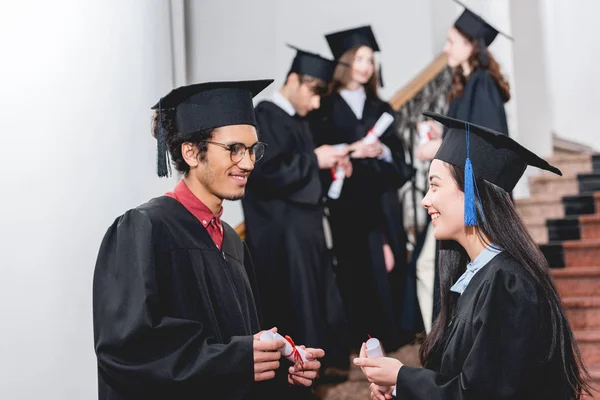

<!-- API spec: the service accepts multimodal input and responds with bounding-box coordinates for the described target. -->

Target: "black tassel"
[478,38,489,68]
[378,64,384,87]
[156,104,171,178]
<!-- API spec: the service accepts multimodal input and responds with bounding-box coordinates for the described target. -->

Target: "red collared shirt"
[166,180,224,250]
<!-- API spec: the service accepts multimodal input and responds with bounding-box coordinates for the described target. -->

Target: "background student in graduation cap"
[242,45,351,387]
[417,0,511,162]
[412,1,513,337]
[311,25,413,353]
[92,80,325,400]
[355,112,591,400]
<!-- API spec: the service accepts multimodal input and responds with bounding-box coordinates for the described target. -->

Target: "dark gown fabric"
[446,69,509,135]
[310,93,413,351]
[396,252,570,399]
[93,196,281,400]
[242,100,348,371]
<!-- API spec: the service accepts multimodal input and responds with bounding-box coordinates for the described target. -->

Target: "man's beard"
[198,164,245,201]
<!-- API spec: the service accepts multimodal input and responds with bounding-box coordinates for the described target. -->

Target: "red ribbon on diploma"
[284,335,304,367]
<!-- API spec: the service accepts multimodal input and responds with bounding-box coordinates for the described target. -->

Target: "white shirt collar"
[339,86,367,119]
[271,91,296,117]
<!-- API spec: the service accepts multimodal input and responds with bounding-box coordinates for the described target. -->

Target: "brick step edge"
[563,296,600,308]
[552,267,600,277]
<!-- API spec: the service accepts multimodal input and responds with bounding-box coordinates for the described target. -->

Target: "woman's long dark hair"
[448,27,511,104]
[419,163,592,399]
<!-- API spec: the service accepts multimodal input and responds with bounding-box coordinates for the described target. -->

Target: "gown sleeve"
[395,268,540,399]
[252,106,322,205]
[93,209,254,392]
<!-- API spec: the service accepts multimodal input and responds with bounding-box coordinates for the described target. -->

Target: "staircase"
[517,153,600,398]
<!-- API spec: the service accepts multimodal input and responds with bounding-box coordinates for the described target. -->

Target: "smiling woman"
[354,112,591,400]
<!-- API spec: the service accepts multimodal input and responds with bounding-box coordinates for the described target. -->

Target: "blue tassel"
[464,157,478,226]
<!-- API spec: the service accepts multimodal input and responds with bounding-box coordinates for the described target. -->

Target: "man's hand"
[315,145,348,169]
[253,327,285,382]
[287,346,325,387]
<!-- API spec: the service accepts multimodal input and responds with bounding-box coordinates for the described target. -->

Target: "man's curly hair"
[151,108,214,176]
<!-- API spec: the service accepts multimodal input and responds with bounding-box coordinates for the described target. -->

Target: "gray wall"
[0,1,177,398]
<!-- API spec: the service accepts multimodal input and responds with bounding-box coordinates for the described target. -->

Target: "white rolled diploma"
[259,331,309,364]
[327,165,346,199]
[363,112,394,145]
[366,338,392,393]
[327,144,349,200]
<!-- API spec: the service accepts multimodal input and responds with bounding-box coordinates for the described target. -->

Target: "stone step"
[593,154,600,174]
[575,330,600,370]
[530,174,579,198]
[547,217,581,242]
[579,174,600,193]
[563,193,597,216]
[516,195,564,225]
[581,215,600,240]
[543,153,593,178]
[563,297,600,330]
[552,267,600,297]
[527,222,548,244]
[565,239,600,268]
[540,242,565,268]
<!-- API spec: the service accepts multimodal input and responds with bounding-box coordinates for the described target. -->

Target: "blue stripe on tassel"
[464,122,478,226]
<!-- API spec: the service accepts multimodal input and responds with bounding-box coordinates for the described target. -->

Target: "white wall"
[0,1,177,398]
[540,0,600,150]
[185,0,439,226]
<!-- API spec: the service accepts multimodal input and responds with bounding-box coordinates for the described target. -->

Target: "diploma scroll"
[366,338,393,394]
[260,331,309,365]
[363,112,394,145]
[327,113,394,199]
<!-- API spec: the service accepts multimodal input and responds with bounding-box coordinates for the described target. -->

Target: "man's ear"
[181,142,200,168]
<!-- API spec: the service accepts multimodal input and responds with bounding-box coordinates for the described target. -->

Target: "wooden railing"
[234,54,451,241]
[389,54,448,111]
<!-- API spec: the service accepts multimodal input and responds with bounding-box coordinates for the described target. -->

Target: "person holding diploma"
[243,45,351,383]
[310,25,413,352]
[354,112,591,400]
[93,80,324,400]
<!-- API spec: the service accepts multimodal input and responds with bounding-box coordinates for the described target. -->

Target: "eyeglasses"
[204,141,267,164]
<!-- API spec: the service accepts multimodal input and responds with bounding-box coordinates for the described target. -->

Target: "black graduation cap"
[325,25,384,87]
[287,44,339,83]
[152,79,273,177]
[423,111,561,225]
[325,25,380,60]
[453,0,513,47]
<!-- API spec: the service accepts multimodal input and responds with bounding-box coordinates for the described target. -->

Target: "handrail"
[234,54,449,239]
[235,222,246,240]
[389,53,448,111]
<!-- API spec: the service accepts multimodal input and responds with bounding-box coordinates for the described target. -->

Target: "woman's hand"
[353,342,403,387]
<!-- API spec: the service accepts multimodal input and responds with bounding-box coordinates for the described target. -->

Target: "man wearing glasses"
[92,80,324,400]
[242,47,351,392]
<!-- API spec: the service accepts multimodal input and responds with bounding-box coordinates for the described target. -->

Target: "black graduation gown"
[395,252,570,399]
[93,196,274,400]
[242,100,348,369]
[311,93,412,350]
[447,69,509,135]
